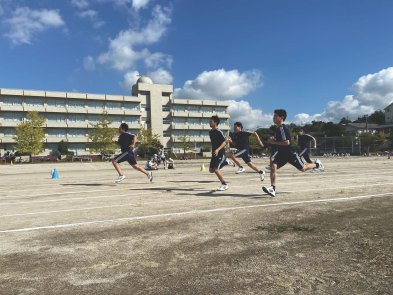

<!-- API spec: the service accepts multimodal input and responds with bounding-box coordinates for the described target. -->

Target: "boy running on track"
[297,128,317,164]
[227,122,265,181]
[209,115,232,191]
[112,123,153,183]
[262,109,324,197]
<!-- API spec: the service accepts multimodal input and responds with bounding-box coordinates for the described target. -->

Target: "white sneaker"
[226,158,235,167]
[259,171,265,181]
[315,159,325,172]
[262,185,276,197]
[236,167,246,174]
[147,171,153,182]
[115,175,126,183]
[217,183,229,191]
[310,168,319,173]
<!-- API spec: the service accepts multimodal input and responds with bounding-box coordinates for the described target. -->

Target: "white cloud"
[77,9,98,19]
[71,0,90,9]
[294,67,393,124]
[173,68,268,128]
[120,70,140,90]
[3,7,65,45]
[83,55,96,71]
[228,100,273,130]
[148,68,173,84]
[144,52,172,69]
[132,0,150,10]
[173,69,262,100]
[77,9,105,28]
[97,5,171,71]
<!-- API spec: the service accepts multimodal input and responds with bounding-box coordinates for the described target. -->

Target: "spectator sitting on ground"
[144,159,158,170]
[167,158,175,169]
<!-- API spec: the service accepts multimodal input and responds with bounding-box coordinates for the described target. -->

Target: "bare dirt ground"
[0,156,392,295]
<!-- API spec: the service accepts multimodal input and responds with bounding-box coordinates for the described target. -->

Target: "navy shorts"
[114,150,137,166]
[234,149,251,164]
[273,151,305,170]
[210,150,227,170]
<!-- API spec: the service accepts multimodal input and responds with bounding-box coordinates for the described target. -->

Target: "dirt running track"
[0,157,392,294]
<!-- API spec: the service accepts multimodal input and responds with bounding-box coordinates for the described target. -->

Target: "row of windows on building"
[1,128,226,138]
[1,97,140,110]
[1,112,140,124]
[170,117,229,125]
[0,128,140,138]
[169,105,227,113]
[2,98,228,114]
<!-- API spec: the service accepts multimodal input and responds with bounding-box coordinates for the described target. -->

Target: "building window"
[2,97,22,106]
[162,105,171,112]
[87,101,104,109]
[47,114,65,122]
[140,91,150,96]
[47,99,65,108]
[123,103,139,111]
[25,98,44,107]
[163,119,171,124]
[3,128,15,137]
[162,92,171,97]
[106,102,122,110]
[3,112,23,121]
[67,100,85,108]
[163,131,171,137]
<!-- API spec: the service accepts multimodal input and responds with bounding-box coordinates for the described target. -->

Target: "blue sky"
[1,0,393,128]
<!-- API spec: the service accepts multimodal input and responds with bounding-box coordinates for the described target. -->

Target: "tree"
[136,127,163,157]
[354,110,385,124]
[14,111,46,162]
[339,117,351,124]
[359,132,377,155]
[88,111,118,157]
[57,140,69,155]
[249,135,264,155]
[178,134,192,156]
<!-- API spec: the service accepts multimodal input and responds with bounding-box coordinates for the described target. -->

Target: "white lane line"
[0,182,390,217]
[0,180,389,207]
[1,192,392,233]
[2,168,393,196]
[3,171,393,201]
[0,197,200,218]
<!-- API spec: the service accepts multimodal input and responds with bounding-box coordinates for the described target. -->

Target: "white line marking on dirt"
[1,192,391,233]
[0,180,388,207]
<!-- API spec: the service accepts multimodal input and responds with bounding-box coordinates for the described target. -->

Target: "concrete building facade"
[385,102,393,124]
[0,76,230,155]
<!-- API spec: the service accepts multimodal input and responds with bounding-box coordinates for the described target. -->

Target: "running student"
[297,128,317,164]
[112,123,153,183]
[262,109,324,197]
[227,122,265,181]
[209,115,232,191]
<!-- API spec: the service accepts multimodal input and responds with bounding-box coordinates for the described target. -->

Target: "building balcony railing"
[86,108,106,114]
[171,136,211,143]
[0,138,15,143]
[0,121,21,127]
[65,107,87,114]
[45,137,67,143]
[46,122,68,128]
[45,106,67,113]
[0,105,24,111]
[66,137,89,143]
[67,121,89,128]
[124,109,142,116]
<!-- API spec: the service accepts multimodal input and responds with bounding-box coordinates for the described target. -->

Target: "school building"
[0,76,230,155]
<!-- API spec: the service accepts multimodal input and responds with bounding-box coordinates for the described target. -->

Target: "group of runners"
[111,109,324,197]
